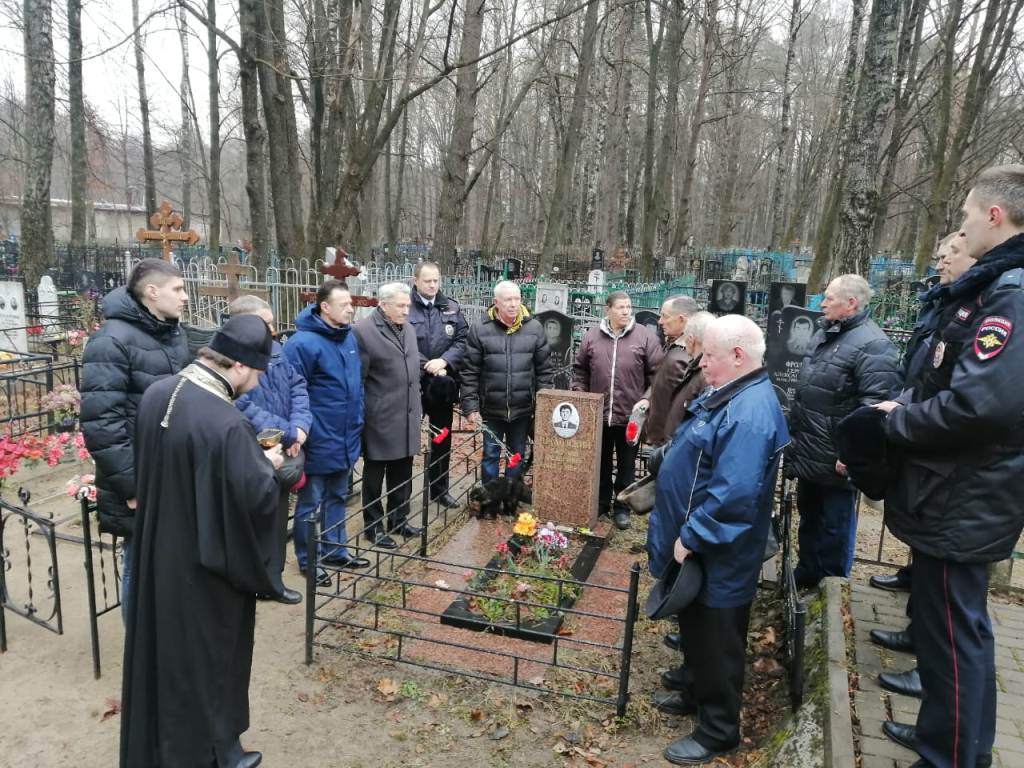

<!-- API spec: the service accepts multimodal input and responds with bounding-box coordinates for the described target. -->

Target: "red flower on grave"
[27,326,43,336]
[432,427,450,445]
[626,421,639,442]
[508,452,522,468]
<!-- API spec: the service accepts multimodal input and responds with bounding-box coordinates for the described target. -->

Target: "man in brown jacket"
[640,308,714,446]
[573,291,663,529]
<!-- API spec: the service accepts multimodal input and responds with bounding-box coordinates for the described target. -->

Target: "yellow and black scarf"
[487,304,530,334]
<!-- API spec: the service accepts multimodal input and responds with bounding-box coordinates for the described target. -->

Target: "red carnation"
[508,452,522,468]
[432,427,450,445]
[626,421,639,442]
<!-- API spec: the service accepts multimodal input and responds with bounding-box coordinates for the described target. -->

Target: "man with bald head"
[646,315,789,765]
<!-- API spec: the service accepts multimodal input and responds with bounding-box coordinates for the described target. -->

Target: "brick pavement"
[849,582,1024,768]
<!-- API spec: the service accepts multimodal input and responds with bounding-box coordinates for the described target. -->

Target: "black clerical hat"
[645,557,703,620]
[210,315,272,370]
[424,374,459,408]
[835,405,897,500]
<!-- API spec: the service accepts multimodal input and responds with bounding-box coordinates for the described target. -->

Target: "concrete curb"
[822,577,857,767]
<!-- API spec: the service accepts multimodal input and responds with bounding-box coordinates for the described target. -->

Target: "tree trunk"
[68,0,87,247]
[21,0,55,286]
[914,0,1023,271]
[808,0,865,291]
[667,0,719,261]
[538,0,602,274]
[132,0,156,215]
[239,0,269,266]
[177,5,193,229]
[768,0,801,249]
[638,0,665,274]
[207,0,221,255]
[433,0,487,271]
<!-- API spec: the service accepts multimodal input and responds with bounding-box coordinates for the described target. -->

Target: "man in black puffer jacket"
[874,165,1024,768]
[81,258,191,620]
[460,281,553,484]
[786,273,901,588]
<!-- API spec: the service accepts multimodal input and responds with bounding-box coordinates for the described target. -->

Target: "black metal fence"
[80,495,122,678]
[776,479,807,709]
[0,356,81,436]
[0,488,64,652]
[304,429,644,715]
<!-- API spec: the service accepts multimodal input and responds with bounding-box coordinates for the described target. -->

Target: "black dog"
[469,450,534,519]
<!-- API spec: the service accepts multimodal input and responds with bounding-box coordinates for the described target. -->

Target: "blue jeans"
[120,536,133,624]
[795,479,858,583]
[293,471,352,571]
[481,416,530,484]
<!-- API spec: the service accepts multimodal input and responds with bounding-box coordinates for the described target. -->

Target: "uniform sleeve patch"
[955,305,975,323]
[974,316,1013,361]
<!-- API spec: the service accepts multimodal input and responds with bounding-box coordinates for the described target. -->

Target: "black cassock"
[120,365,280,767]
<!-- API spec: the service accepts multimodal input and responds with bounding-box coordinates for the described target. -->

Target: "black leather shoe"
[373,535,398,549]
[660,665,691,692]
[300,567,332,587]
[663,632,682,652]
[275,587,302,604]
[882,721,918,752]
[393,524,423,539]
[663,735,734,765]
[871,573,912,592]
[322,554,371,569]
[879,668,922,699]
[233,751,262,768]
[613,511,631,530]
[435,492,460,508]
[653,690,697,716]
[870,628,914,653]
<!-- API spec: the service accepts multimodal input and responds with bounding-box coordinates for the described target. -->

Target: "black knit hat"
[209,315,272,370]
[835,405,898,500]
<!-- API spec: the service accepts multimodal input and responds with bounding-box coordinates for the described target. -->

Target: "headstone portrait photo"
[552,401,580,438]
[767,282,807,337]
[766,305,823,412]
[709,280,747,315]
[536,309,574,390]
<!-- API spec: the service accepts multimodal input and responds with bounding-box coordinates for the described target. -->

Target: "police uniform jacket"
[885,234,1024,563]
[408,288,469,381]
[646,369,790,608]
[786,309,902,486]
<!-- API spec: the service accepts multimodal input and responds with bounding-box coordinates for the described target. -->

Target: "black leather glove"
[648,442,670,477]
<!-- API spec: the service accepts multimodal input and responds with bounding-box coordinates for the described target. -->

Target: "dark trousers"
[481,416,530,484]
[425,398,455,499]
[361,456,414,539]
[912,550,995,768]
[677,599,752,750]
[795,479,858,582]
[600,424,637,515]
[267,451,304,591]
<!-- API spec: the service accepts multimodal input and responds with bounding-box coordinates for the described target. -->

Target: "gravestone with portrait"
[767,282,807,338]
[532,389,604,527]
[0,281,28,353]
[766,305,823,412]
[708,279,747,315]
[535,309,574,390]
[634,309,663,345]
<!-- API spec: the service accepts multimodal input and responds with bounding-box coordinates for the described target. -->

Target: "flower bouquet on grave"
[40,384,81,432]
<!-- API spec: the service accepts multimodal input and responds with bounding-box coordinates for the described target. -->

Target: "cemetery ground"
[1,456,796,768]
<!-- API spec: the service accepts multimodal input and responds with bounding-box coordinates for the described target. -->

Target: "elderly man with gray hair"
[230,295,312,604]
[786,273,902,589]
[354,282,424,548]
[647,315,789,765]
[461,280,554,484]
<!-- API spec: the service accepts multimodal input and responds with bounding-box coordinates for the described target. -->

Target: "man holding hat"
[120,315,284,768]
[408,261,468,508]
[646,315,789,765]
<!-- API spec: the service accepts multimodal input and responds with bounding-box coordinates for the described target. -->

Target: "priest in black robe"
[120,315,284,768]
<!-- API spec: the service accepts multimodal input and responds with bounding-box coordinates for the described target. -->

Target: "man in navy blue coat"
[230,295,312,604]
[647,315,789,766]
[408,261,468,507]
[283,280,369,584]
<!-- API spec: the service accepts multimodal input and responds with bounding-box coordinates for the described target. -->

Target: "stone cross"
[198,250,268,302]
[135,201,201,260]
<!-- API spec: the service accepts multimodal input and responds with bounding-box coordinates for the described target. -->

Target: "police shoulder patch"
[974,316,1013,361]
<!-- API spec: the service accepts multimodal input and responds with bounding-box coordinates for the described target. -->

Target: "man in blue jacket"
[647,315,789,766]
[230,295,312,605]
[408,261,468,508]
[283,280,369,585]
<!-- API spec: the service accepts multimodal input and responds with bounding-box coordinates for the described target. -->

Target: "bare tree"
[68,0,88,246]
[207,0,222,254]
[132,0,157,215]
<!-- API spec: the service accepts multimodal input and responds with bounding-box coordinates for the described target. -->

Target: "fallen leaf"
[377,677,400,701]
[297,692,309,702]
[100,699,120,722]
[470,708,484,721]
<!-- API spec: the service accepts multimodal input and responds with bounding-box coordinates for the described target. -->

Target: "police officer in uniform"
[876,165,1024,768]
[409,261,468,507]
